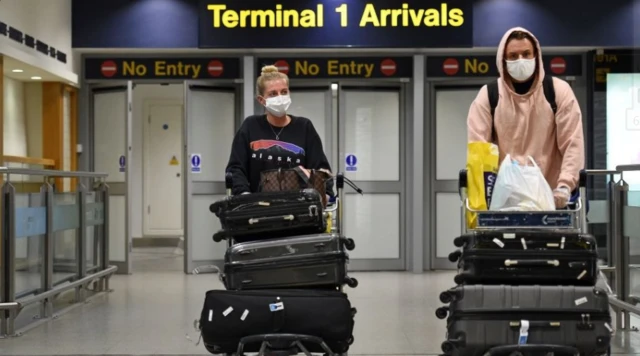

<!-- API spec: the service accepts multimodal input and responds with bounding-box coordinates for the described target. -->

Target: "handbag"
[259,167,332,206]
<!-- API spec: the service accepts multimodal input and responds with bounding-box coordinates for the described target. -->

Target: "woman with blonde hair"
[225,65,335,197]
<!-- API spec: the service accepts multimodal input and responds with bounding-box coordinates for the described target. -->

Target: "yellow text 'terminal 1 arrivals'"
[207,3,465,28]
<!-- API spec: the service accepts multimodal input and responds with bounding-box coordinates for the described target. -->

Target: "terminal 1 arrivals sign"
[256,57,413,79]
[84,57,241,80]
[198,0,473,48]
[426,55,583,78]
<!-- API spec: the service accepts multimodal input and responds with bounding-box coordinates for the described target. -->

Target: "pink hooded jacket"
[467,27,585,191]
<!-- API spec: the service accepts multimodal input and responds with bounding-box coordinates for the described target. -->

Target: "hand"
[553,186,571,208]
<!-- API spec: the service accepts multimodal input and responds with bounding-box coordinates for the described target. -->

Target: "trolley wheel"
[344,238,356,251]
[439,291,453,304]
[435,306,448,319]
[346,277,359,288]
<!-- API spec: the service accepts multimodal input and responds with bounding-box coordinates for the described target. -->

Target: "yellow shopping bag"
[466,142,499,228]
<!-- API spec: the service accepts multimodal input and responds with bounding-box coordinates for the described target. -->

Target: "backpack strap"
[542,75,557,114]
[486,79,500,142]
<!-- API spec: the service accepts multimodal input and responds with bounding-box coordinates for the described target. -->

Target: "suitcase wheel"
[439,290,453,304]
[435,306,448,319]
[345,277,359,288]
[453,273,465,285]
[343,238,356,251]
[441,340,455,354]
[453,236,466,248]
[448,250,462,262]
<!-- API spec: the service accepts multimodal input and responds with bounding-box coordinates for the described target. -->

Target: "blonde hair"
[256,65,289,96]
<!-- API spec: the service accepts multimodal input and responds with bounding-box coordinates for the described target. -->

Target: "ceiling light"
[31,76,42,80]
[12,69,23,73]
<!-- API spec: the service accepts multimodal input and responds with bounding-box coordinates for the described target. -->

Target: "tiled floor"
[1,247,640,355]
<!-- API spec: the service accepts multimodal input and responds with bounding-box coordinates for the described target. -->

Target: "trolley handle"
[463,197,583,214]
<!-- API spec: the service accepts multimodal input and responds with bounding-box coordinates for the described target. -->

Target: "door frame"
[87,81,134,275]
[267,79,411,271]
[425,79,490,270]
[183,80,243,275]
[142,98,185,237]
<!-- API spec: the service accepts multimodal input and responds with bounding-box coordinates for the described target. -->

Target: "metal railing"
[586,165,640,330]
[0,167,117,337]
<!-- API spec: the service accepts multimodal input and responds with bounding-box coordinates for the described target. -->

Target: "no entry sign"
[101,61,117,78]
[256,57,413,79]
[207,60,224,77]
[443,58,460,75]
[274,60,290,75]
[549,57,566,75]
[84,57,241,80]
[426,55,583,78]
[380,59,397,76]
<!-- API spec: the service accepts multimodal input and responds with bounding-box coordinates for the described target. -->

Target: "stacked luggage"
[199,170,361,356]
[435,169,612,356]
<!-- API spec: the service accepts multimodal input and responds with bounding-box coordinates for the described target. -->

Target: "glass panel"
[343,90,400,181]
[435,89,478,181]
[436,192,462,259]
[14,193,45,298]
[344,194,399,259]
[627,190,640,301]
[94,91,126,183]
[190,90,235,182]
[53,193,79,285]
[108,195,126,262]
[192,194,226,262]
[289,91,327,148]
[85,192,101,271]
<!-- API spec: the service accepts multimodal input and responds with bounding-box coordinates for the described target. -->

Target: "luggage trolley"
[449,169,612,356]
[458,169,589,234]
[214,172,358,356]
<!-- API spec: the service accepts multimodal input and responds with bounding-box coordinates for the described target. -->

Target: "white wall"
[3,76,27,156]
[24,83,43,158]
[132,84,184,238]
[0,0,78,83]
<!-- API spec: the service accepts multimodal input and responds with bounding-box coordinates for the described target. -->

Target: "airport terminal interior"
[1,0,640,355]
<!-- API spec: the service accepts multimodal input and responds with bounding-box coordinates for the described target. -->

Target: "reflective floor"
[1,247,640,355]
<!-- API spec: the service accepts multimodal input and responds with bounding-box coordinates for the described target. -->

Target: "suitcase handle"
[248,215,295,224]
[504,259,560,267]
[484,344,579,356]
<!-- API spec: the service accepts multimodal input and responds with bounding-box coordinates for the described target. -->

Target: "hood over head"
[496,27,545,94]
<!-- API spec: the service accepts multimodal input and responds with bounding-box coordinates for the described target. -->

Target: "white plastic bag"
[489,155,555,211]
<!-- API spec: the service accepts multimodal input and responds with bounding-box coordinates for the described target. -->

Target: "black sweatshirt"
[225,114,335,197]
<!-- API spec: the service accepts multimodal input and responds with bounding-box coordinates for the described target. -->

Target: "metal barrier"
[586,165,640,331]
[0,167,117,337]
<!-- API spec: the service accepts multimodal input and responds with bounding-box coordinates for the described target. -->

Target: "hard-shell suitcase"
[210,189,325,243]
[436,285,612,356]
[199,289,356,355]
[223,233,358,290]
[449,230,598,286]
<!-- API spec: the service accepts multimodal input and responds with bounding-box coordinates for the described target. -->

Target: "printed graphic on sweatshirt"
[250,139,305,165]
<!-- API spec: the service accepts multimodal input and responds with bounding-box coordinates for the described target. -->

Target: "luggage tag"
[269,302,285,312]
[518,320,529,345]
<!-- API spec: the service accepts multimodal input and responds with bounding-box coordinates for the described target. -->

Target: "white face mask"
[506,58,536,82]
[264,95,291,117]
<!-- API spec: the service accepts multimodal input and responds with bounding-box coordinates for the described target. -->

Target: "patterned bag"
[259,167,332,207]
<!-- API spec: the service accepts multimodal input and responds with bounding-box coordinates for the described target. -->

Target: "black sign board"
[256,57,413,79]
[84,57,241,80]
[198,0,472,49]
[593,51,640,91]
[426,55,583,78]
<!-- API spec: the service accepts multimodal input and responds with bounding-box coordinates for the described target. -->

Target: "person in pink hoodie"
[467,27,585,208]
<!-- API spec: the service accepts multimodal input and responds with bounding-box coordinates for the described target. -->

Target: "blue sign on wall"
[197,0,473,48]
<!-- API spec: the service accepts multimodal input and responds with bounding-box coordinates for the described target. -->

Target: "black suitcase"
[199,289,356,355]
[436,285,612,356]
[223,233,358,290]
[210,189,326,242]
[449,230,598,286]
